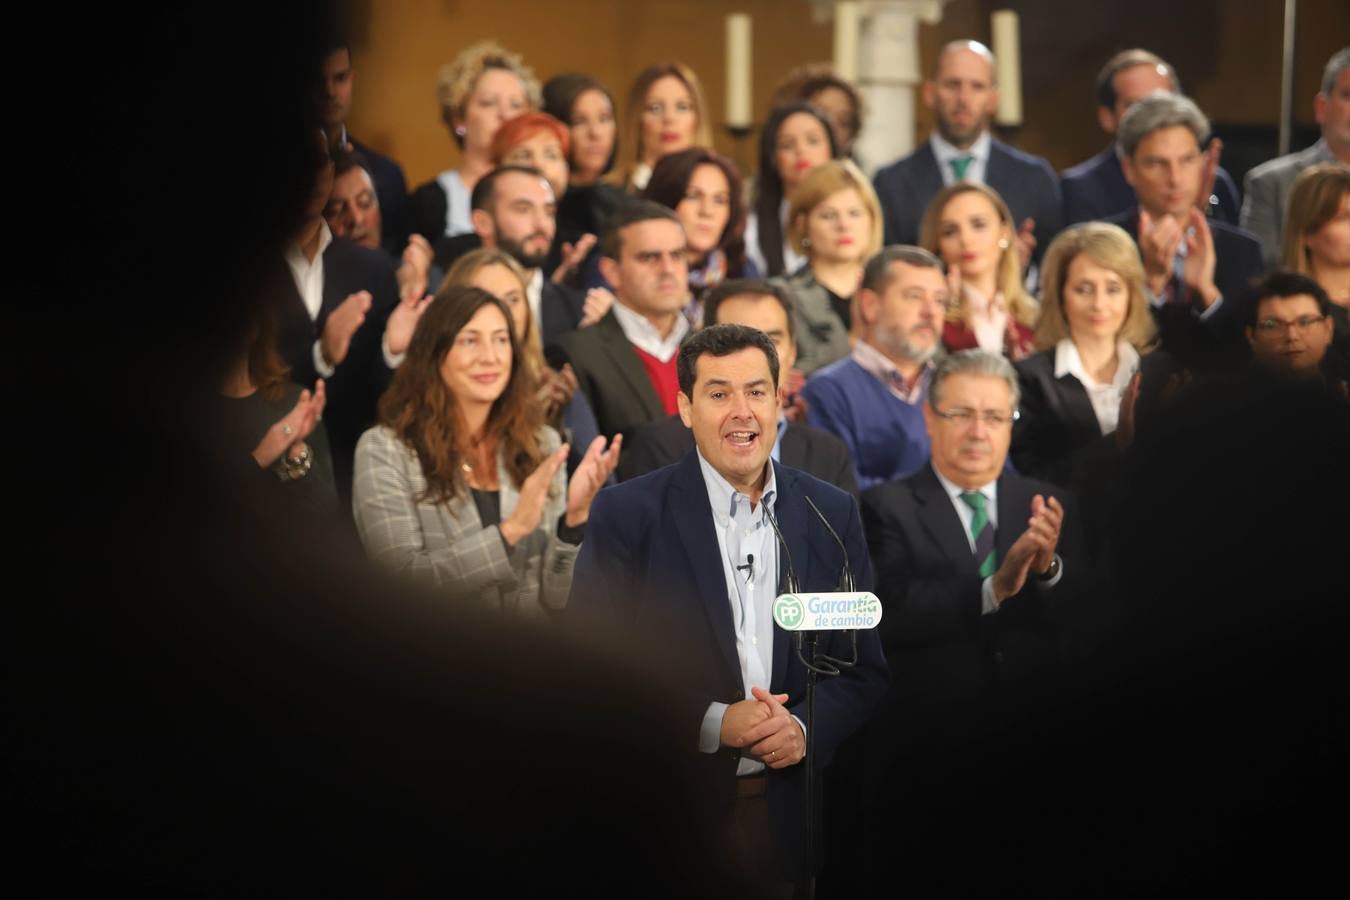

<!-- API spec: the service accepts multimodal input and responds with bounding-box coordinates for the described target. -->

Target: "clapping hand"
[564,434,622,527]
[252,380,326,469]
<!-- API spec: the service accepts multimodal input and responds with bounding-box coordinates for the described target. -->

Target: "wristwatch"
[274,442,313,482]
[1036,554,1061,582]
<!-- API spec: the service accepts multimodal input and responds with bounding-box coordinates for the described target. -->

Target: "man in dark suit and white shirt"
[470,165,589,350]
[1060,49,1242,227]
[556,201,691,443]
[1104,92,1265,370]
[872,40,1061,268]
[570,323,887,886]
[617,278,857,494]
[279,132,430,501]
[1242,47,1350,265]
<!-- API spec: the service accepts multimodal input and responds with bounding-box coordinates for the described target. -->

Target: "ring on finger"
[281,423,294,437]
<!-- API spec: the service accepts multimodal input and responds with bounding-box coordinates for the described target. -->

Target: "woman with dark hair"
[219,301,337,511]
[352,285,620,616]
[746,103,841,277]
[615,62,712,192]
[542,73,627,285]
[642,147,757,324]
[770,64,865,159]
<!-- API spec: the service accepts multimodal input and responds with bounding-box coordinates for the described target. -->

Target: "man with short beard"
[801,246,948,490]
[872,40,1061,268]
[470,165,586,348]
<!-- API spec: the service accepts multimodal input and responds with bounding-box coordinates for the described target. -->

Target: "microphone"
[803,494,853,593]
[762,506,799,595]
[735,553,754,584]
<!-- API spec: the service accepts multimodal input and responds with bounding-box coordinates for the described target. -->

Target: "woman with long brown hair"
[1281,162,1350,379]
[920,181,1038,361]
[351,285,619,616]
[615,62,712,192]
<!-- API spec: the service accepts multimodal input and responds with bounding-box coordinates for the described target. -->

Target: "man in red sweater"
[557,201,691,443]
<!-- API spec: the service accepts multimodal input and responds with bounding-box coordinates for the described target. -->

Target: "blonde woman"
[614,62,713,192]
[412,41,541,241]
[1012,223,1164,559]
[1281,162,1350,352]
[920,182,1038,361]
[775,159,884,376]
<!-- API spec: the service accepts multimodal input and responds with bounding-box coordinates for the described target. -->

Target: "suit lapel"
[913,464,977,569]
[669,453,742,685]
[1054,373,1103,441]
[914,142,945,199]
[597,314,665,421]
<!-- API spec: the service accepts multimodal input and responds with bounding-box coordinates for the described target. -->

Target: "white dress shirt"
[1053,339,1140,436]
[693,454,805,775]
[610,300,690,363]
[434,168,473,237]
[931,130,992,186]
[931,465,1062,616]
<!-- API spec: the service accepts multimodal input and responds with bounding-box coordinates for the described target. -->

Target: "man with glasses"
[829,349,1085,892]
[1245,271,1342,387]
[801,246,949,490]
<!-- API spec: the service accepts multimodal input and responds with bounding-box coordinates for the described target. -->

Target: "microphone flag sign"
[772,592,883,631]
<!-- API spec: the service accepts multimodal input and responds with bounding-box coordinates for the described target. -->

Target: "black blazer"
[872,137,1063,266]
[1104,207,1265,370]
[553,312,665,443]
[861,464,1086,704]
[276,236,399,499]
[570,452,888,873]
[1012,349,1176,565]
[1060,145,1242,227]
[616,414,859,495]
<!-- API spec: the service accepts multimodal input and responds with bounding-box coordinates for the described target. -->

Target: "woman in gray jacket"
[353,285,620,617]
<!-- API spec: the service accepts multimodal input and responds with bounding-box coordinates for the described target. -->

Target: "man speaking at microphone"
[569,324,888,888]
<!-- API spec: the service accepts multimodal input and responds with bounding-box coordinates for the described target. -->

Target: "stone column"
[819,0,950,176]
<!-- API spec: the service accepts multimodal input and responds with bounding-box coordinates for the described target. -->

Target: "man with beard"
[470,165,586,349]
[872,40,1061,267]
[800,246,948,490]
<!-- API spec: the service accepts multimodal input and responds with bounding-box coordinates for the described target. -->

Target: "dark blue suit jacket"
[1060,145,1242,227]
[872,136,1063,265]
[569,451,889,871]
[1104,207,1265,370]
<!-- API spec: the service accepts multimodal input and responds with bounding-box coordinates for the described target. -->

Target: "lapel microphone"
[735,554,754,584]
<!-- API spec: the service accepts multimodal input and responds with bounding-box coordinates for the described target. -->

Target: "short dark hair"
[1095,49,1179,110]
[332,148,372,181]
[600,200,682,260]
[1246,270,1333,327]
[470,164,549,213]
[676,323,780,397]
[861,245,944,294]
[702,278,796,342]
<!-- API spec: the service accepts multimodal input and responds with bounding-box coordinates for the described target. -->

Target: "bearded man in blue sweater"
[801,246,948,491]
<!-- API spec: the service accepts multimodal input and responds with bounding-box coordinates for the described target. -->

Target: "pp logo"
[773,595,805,631]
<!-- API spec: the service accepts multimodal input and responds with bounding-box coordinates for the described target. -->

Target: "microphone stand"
[766,499,858,900]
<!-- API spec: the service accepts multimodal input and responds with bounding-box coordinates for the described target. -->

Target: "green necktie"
[959,490,996,578]
[950,155,974,180]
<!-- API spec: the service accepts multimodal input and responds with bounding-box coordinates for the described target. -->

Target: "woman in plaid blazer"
[352,285,620,617]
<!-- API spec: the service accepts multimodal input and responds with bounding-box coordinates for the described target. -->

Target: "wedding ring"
[282,423,293,437]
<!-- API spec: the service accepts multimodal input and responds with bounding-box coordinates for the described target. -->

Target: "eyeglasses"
[1253,315,1327,336]
[931,406,1019,427]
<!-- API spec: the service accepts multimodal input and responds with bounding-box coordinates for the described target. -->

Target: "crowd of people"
[228,31,1349,894]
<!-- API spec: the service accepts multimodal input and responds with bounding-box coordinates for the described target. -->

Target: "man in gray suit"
[1242,47,1350,265]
